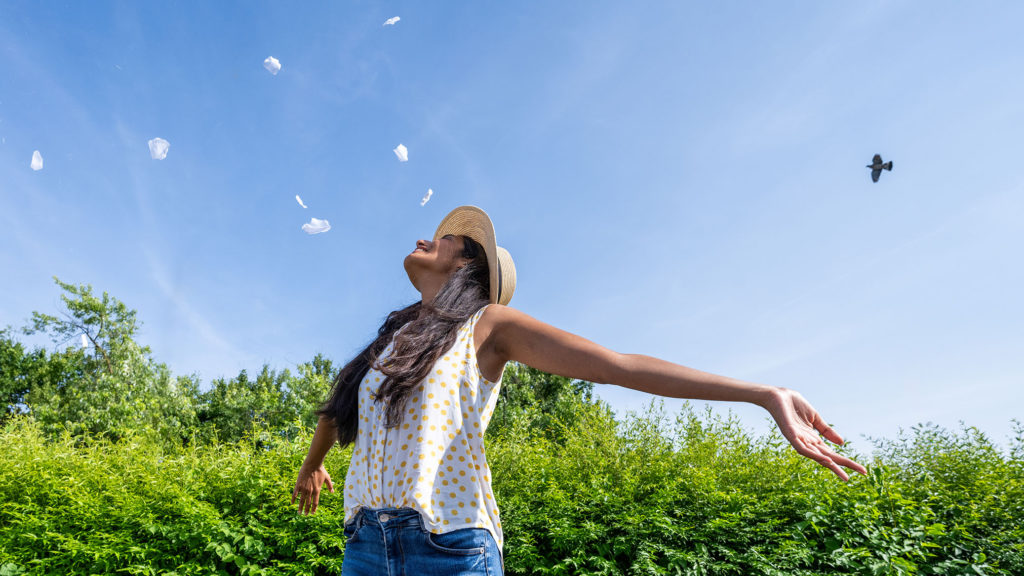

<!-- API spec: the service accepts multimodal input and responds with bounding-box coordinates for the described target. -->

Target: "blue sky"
[2,1,1022,450]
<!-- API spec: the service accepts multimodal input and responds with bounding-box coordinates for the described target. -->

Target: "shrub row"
[1,405,1022,575]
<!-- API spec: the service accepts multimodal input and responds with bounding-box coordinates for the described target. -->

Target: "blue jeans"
[341,507,504,576]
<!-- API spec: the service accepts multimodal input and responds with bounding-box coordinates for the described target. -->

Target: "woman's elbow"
[592,351,631,385]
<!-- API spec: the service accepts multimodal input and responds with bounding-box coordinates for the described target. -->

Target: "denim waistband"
[346,506,504,573]
[351,506,424,530]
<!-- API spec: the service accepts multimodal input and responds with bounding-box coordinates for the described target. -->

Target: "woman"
[293,205,866,575]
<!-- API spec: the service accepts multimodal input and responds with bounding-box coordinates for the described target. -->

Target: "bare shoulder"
[474,304,523,382]
[477,303,524,328]
[476,304,534,361]
[475,304,513,350]
[476,305,622,385]
[477,304,534,345]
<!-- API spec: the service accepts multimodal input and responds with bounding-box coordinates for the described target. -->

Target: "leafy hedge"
[0,418,350,576]
[2,405,1022,575]
[491,404,1024,575]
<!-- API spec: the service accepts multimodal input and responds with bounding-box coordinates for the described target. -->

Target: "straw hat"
[433,205,517,306]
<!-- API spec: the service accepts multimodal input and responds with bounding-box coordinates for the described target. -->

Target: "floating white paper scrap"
[80,334,89,349]
[383,16,400,26]
[148,138,170,160]
[295,195,307,209]
[302,217,331,235]
[420,188,433,206]
[31,150,43,171]
[264,56,281,75]
[393,143,408,162]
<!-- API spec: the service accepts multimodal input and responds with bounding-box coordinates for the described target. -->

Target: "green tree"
[283,353,337,429]
[488,362,611,442]
[197,355,336,443]
[17,277,198,440]
[1,329,42,422]
[1,328,91,425]
[198,365,290,442]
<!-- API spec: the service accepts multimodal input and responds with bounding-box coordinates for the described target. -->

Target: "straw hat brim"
[433,206,516,305]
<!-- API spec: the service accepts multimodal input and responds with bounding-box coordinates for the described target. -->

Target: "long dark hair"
[318,237,490,446]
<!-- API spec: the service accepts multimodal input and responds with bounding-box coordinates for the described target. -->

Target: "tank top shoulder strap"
[468,304,492,331]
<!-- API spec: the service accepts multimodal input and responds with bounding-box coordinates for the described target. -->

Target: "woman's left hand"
[762,387,868,481]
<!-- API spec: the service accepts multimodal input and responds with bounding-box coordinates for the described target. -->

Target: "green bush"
[0,417,351,576]
[487,403,1023,575]
[2,405,1021,575]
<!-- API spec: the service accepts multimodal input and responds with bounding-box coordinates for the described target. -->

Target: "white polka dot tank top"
[342,305,507,549]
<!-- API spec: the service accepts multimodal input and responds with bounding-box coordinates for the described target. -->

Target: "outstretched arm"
[484,305,867,481]
[292,415,337,514]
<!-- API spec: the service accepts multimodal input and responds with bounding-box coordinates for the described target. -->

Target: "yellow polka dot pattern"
[342,305,507,549]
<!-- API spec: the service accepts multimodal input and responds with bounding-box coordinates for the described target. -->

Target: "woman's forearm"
[491,306,781,406]
[613,353,779,406]
[300,415,339,470]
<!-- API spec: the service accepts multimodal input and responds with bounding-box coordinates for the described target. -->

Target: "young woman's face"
[403,234,470,288]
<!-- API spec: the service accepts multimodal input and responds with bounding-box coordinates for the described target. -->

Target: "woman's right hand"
[292,464,335,515]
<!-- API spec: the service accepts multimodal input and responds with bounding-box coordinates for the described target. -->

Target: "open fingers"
[810,443,850,481]
[814,440,868,476]
[815,420,845,446]
[802,406,845,446]
[798,440,848,481]
[293,471,335,515]
[295,486,314,515]
[804,420,867,476]
[794,437,858,481]
[302,490,313,515]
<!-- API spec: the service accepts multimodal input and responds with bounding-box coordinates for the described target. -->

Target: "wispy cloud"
[144,248,242,365]
[727,326,855,381]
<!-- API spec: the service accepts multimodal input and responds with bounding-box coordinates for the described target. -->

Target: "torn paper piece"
[31,150,43,171]
[302,217,331,235]
[295,195,308,209]
[383,16,400,26]
[421,188,433,206]
[393,143,408,162]
[148,138,170,160]
[81,334,89,349]
[264,56,281,75]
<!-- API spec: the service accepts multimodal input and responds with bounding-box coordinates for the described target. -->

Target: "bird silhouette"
[867,154,893,183]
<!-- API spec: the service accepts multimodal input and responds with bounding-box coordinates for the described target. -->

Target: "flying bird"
[867,154,893,183]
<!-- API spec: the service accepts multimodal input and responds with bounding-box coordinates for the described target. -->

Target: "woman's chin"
[403,257,420,281]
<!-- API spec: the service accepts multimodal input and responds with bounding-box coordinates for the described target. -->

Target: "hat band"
[496,258,502,304]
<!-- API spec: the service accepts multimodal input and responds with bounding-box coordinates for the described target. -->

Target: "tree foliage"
[5,278,198,441]
[195,357,334,443]
[3,279,600,446]
[488,361,610,443]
